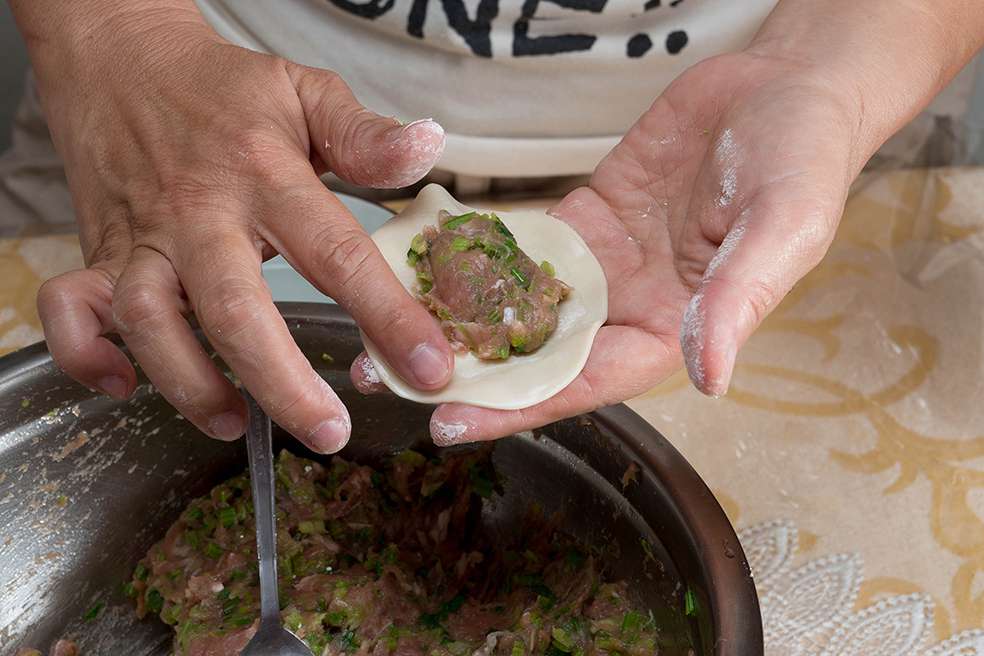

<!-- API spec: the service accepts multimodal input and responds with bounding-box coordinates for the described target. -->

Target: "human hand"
[29,8,453,452]
[355,51,865,443]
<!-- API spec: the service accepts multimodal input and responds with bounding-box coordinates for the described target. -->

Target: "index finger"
[175,228,351,454]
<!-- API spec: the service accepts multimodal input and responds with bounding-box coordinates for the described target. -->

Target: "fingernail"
[400,117,442,136]
[97,375,129,399]
[307,416,351,454]
[409,343,450,387]
[705,342,737,398]
[208,411,245,441]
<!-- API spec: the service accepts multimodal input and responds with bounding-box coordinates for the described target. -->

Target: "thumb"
[286,62,445,189]
[681,205,837,397]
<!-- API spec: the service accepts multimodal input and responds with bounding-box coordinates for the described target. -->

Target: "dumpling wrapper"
[361,184,608,410]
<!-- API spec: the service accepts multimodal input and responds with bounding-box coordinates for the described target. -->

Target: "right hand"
[30,8,453,453]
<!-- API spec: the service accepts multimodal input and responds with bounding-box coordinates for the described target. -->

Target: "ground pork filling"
[125,449,664,655]
[408,210,571,360]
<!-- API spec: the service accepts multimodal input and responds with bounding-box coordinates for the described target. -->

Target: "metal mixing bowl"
[0,303,762,655]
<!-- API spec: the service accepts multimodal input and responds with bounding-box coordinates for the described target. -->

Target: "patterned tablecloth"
[1,168,983,654]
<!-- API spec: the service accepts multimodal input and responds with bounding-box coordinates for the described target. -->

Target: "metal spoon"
[242,393,314,656]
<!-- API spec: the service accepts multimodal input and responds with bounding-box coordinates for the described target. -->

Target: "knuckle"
[112,281,166,335]
[310,226,376,284]
[741,278,782,329]
[264,386,309,426]
[195,279,268,351]
[36,274,75,317]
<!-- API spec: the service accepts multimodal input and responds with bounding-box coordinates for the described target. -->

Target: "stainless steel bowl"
[0,303,762,655]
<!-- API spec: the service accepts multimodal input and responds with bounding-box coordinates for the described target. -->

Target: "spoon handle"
[245,393,281,626]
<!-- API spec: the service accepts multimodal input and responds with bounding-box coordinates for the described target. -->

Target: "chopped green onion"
[442,211,477,230]
[621,610,646,636]
[509,333,526,352]
[183,530,201,549]
[218,506,237,528]
[510,267,530,289]
[511,641,526,656]
[203,542,223,559]
[123,582,136,598]
[495,346,509,359]
[551,627,574,652]
[493,215,514,238]
[540,260,555,277]
[134,563,149,581]
[406,249,420,266]
[320,352,334,363]
[450,236,473,252]
[326,609,348,626]
[83,600,104,622]
[298,519,326,535]
[417,274,433,294]
[184,506,203,523]
[684,587,698,617]
[395,450,427,467]
[146,588,165,614]
[337,628,360,652]
[486,308,501,324]
[410,233,428,254]
[436,307,453,321]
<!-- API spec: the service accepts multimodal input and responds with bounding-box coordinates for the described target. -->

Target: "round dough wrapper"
[361,184,608,410]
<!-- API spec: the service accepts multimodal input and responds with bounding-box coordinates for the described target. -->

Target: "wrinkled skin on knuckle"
[739,277,782,331]
[194,278,269,353]
[311,227,376,287]
[112,281,168,337]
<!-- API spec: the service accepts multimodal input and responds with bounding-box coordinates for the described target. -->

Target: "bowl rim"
[0,301,763,655]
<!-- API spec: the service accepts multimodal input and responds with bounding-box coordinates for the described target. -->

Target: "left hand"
[354,50,865,444]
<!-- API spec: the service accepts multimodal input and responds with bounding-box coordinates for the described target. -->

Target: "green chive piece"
[551,627,574,652]
[297,519,326,535]
[442,211,477,230]
[486,308,501,324]
[406,249,420,266]
[510,267,530,289]
[203,542,223,559]
[495,346,510,360]
[320,352,334,363]
[218,506,237,528]
[146,588,165,614]
[410,233,428,254]
[134,563,149,581]
[684,587,698,617]
[83,600,104,622]
[493,215,514,238]
[540,260,555,277]
[450,236,472,252]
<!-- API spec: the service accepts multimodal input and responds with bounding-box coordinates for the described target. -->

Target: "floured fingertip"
[350,352,387,394]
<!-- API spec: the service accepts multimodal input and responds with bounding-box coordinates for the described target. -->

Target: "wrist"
[747,0,984,171]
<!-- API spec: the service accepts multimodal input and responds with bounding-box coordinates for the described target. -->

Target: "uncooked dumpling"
[362,184,608,410]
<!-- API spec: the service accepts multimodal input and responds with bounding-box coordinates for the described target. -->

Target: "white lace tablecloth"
[1,167,982,653]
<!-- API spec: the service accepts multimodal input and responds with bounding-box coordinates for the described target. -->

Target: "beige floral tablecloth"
[1,168,983,654]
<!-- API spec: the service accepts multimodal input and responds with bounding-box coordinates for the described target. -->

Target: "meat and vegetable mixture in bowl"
[1,306,761,656]
[128,449,664,655]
